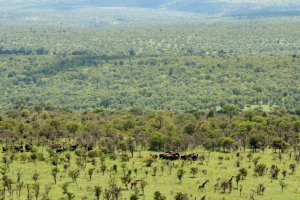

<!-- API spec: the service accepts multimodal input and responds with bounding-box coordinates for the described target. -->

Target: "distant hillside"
[1,0,300,16]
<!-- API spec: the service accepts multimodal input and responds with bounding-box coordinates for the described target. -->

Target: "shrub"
[88,150,99,158]
[174,192,189,200]
[120,154,130,162]
[254,163,267,176]
[144,157,155,167]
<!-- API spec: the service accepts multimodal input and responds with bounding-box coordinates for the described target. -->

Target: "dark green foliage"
[154,191,166,200]
[0,20,299,112]
[174,192,189,200]
[254,164,267,176]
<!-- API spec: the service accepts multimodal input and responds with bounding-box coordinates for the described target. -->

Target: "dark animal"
[198,180,209,192]
[159,151,180,160]
[84,144,93,151]
[51,144,61,150]
[181,153,198,161]
[226,176,235,192]
[15,145,24,153]
[130,180,141,189]
[69,144,78,151]
[56,147,67,153]
[25,144,31,152]
[150,154,158,159]
[2,146,8,152]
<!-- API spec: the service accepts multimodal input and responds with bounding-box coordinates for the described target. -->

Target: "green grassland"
[2,148,300,200]
[0,107,299,199]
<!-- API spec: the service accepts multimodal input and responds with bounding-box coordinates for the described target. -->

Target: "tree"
[68,169,80,186]
[190,167,198,178]
[223,104,240,118]
[130,193,139,200]
[254,163,267,176]
[51,167,60,184]
[174,192,189,200]
[239,168,247,179]
[121,174,131,189]
[272,138,288,152]
[32,183,40,200]
[127,138,135,157]
[154,191,166,200]
[249,136,261,152]
[66,121,81,134]
[218,137,235,152]
[32,171,39,183]
[279,180,287,192]
[128,48,136,57]
[177,168,185,184]
[16,181,24,198]
[270,165,280,179]
[118,141,127,153]
[94,186,102,200]
[256,184,265,195]
[101,163,107,175]
[140,178,147,195]
[235,174,241,188]
[88,168,94,181]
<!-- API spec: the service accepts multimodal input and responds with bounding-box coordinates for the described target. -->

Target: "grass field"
[1,147,300,200]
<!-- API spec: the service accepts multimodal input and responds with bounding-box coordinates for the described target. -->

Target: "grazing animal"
[227,176,235,188]
[198,180,209,192]
[220,176,235,193]
[150,154,158,159]
[69,144,78,151]
[84,144,93,151]
[214,178,220,192]
[56,147,67,153]
[15,145,24,153]
[181,153,198,161]
[51,144,61,150]
[159,152,180,160]
[2,146,8,152]
[130,180,141,189]
[25,144,31,152]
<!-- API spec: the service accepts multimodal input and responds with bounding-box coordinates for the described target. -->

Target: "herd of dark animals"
[1,146,234,193]
[151,151,198,161]
[2,143,89,153]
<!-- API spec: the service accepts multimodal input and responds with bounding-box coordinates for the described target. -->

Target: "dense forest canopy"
[0,18,299,112]
[0,107,299,152]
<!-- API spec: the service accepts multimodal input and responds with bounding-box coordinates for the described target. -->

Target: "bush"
[30,153,38,161]
[120,154,130,162]
[144,157,155,167]
[75,150,83,157]
[37,153,45,161]
[174,192,189,200]
[88,150,99,158]
[254,163,267,176]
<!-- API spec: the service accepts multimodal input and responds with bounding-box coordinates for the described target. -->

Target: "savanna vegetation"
[0,18,299,112]
[0,107,300,199]
[0,16,300,200]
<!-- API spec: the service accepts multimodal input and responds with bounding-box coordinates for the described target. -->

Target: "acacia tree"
[223,104,240,118]
[51,167,59,184]
[177,168,185,184]
[190,167,198,178]
[154,191,166,200]
[68,169,80,186]
[88,168,94,181]
[140,178,147,195]
[94,186,102,200]
[174,192,189,200]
